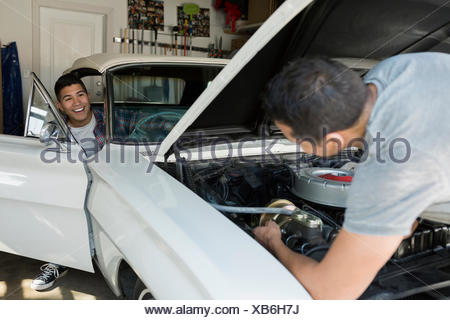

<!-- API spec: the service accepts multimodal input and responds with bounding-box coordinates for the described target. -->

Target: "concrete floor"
[0,251,117,300]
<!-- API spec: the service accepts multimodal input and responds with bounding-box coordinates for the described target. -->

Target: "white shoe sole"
[30,269,68,291]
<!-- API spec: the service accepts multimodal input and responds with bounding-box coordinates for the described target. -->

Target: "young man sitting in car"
[30,74,104,290]
[254,52,450,299]
[31,74,176,290]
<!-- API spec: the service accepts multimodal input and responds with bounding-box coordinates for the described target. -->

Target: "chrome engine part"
[259,199,326,248]
[291,167,353,208]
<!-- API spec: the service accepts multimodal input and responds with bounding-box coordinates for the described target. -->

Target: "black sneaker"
[30,263,68,291]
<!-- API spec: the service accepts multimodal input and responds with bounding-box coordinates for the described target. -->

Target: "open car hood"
[156,0,314,161]
[156,0,450,161]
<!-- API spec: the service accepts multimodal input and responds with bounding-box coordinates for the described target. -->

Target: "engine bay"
[165,149,450,299]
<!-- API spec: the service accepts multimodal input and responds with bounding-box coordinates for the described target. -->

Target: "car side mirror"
[39,122,59,145]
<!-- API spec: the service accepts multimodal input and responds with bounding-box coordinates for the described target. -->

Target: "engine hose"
[176,160,183,184]
[282,163,295,187]
[183,161,197,193]
[211,204,294,215]
[173,147,183,184]
[304,245,330,257]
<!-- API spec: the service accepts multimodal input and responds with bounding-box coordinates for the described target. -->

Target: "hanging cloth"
[1,42,24,136]
[215,0,248,32]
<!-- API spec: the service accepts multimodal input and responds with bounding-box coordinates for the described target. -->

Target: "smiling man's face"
[56,84,92,127]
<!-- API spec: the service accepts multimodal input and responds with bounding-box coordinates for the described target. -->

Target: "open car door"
[0,73,94,272]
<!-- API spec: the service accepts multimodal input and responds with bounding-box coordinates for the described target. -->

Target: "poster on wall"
[177,6,210,37]
[128,0,164,30]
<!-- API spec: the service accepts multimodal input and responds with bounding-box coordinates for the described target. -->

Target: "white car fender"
[87,145,311,299]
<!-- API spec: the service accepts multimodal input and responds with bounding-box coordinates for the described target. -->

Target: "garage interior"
[0,0,276,300]
[1,0,450,301]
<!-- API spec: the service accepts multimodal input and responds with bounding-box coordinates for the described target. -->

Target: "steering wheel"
[128,111,183,142]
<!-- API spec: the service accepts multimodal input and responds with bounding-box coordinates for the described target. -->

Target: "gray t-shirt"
[343,52,450,236]
[69,114,98,157]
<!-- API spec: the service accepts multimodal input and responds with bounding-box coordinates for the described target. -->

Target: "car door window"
[24,73,68,141]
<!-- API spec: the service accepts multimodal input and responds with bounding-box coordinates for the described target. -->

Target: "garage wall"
[0,0,34,114]
[0,0,126,115]
[0,0,240,115]
[153,0,242,54]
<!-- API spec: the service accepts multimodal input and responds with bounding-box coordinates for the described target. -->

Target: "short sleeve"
[343,147,446,236]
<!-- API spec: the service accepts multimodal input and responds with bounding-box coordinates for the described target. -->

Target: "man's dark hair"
[54,74,87,101]
[262,57,368,142]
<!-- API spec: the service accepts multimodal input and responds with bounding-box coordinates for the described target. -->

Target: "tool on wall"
[132,29,135,54]
[218,36,223,58]
[172,26,179,56]
[113,28,219,56]
[123,28,128,53]
[152,26,159,55]
[119,29,123,53]
[170,27,174,55]
[189,23,193,56]
[149,28,153,54]
[182,4,199,57]
[183,19,188,56]
[140,28,145,54]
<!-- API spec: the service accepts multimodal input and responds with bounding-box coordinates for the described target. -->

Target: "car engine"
[167,149,450,299]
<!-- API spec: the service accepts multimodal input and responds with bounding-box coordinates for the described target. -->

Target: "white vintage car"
[1,0,450,299]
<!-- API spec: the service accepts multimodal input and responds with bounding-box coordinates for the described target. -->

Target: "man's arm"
[254,221,403,299]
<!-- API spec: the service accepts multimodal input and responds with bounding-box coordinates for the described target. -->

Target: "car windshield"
[109,64,223,144]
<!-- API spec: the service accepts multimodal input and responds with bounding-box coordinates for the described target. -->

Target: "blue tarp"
[1,42,24,135]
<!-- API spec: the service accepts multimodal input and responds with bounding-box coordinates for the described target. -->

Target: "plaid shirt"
[92,108,106,149]
[92,107,149,147]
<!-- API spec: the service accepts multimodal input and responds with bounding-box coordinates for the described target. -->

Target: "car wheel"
[133,278,154,300]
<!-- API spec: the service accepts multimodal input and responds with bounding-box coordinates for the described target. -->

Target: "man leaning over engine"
[254,53,450,299]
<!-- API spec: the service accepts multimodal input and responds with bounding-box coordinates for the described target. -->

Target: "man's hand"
[253,223,404,299]
[253,221,283,253]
